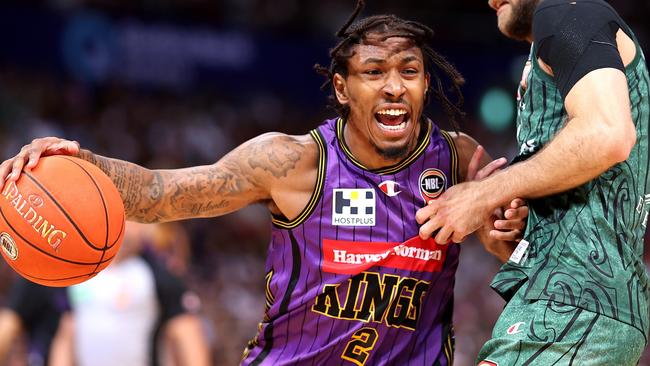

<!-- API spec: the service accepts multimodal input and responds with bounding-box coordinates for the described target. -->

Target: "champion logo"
[378,181,401,197]
[506,321,525,335]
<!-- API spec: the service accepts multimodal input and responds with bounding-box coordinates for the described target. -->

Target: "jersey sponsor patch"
[322,236,448,274]
[378,180,401,197]
[332,189,376,226]
[418,169,446,203]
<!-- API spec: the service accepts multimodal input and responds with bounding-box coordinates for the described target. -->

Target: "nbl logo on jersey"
[332,189,376,226]
[419,169,447,203]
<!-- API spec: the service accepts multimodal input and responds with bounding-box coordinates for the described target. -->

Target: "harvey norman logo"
[332,189,375,226]
[322,236,448,274]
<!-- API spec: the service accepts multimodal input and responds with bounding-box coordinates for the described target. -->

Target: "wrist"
[480,171,512,211]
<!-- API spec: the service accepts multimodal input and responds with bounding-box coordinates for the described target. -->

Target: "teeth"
[378,122,407,131]
[377,109,407,116]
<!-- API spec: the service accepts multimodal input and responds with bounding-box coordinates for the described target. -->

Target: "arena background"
[0,1,648,365]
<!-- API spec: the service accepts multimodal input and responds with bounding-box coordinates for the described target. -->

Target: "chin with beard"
[373,116,427,160]
[506,0,541,41]
[374,144,409,161]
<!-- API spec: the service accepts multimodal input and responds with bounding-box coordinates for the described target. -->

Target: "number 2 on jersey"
[341,328,379,366]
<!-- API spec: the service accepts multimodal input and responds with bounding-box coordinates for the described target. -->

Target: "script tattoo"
[166,162,245,218]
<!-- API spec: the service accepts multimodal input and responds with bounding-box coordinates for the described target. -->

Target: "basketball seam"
[23,169,107,251]
[58,156,111,248]
[14,264,98,283]
[58,156,122,275]
[58,156,125,248]
[0,206,116,266]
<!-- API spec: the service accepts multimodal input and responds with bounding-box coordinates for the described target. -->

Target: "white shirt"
[68,256,159,366]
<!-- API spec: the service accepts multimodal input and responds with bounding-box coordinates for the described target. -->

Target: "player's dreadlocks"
[315,0,465,131]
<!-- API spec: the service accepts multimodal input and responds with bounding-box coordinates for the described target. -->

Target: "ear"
[333,73,349,105]
[425,72,430,94]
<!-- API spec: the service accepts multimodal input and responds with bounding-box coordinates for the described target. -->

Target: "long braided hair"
[315,0,465,131]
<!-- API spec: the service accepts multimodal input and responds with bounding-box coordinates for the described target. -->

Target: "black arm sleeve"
[533,0,626,99]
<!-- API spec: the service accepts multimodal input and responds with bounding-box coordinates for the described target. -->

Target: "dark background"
[0,1,648,365]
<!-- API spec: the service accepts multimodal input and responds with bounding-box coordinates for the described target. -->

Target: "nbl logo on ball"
[418,169,447,203]
[0,232,17,260]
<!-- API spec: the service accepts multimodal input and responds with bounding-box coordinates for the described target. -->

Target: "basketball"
[0,155,125,287]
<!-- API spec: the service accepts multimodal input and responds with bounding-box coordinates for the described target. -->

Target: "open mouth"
[375,108,410,132]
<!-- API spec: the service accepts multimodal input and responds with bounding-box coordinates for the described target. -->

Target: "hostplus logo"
[332,189,375,226]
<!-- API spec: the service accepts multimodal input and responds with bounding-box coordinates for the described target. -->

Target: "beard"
[504,0,540,41]
[373,144,409,161]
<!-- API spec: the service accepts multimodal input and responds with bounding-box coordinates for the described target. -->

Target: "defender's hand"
[490,198,528,242]
[416,146,507,243]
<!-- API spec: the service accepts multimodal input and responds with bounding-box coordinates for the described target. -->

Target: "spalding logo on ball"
[0,155,125,287]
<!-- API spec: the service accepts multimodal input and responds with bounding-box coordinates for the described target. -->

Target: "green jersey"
[491,27,650,337]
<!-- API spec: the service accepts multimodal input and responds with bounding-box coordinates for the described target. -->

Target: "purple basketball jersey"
[242,118,460,365]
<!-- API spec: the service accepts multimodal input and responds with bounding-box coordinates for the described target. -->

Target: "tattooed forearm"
[78,149,112,175]
[247,135,305,178]
[166,160,251,219]
[73,133,308,223]
[77,149,165,222]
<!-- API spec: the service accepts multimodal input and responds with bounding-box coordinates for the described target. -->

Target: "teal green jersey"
[491,30,650,337]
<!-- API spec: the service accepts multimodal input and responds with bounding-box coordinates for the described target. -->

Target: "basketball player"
[0,2,528,364]
[415,0,649,364]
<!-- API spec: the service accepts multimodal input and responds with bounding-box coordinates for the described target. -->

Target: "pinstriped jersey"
[242,118,461,365]
[492,2,650,338]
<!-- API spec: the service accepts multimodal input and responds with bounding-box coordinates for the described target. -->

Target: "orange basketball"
[0,155,125,287]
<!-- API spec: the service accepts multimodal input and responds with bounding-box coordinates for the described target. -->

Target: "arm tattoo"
[167,162,246,218]
[75,134,305,223]
[78,149,164,222]
[247,135,305,178]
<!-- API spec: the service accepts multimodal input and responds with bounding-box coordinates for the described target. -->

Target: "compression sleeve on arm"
[533,1,625,99]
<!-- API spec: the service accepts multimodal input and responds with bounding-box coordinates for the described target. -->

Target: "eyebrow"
[401,56,420,64]
[362,58,386,65]
[361,55,421,65]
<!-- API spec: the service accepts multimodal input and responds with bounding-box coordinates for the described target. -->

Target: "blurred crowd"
[0,1,649,366]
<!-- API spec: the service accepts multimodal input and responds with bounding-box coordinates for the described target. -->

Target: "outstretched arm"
[1,133,317,223]
[479,68,635,207]
[420,67,635,244]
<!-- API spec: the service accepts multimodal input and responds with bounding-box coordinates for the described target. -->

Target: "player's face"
[488,0,539,41]
[334,36,429,166]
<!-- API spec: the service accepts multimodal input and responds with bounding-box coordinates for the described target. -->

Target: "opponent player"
[0,2,527,364]
[416,0,649,364]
